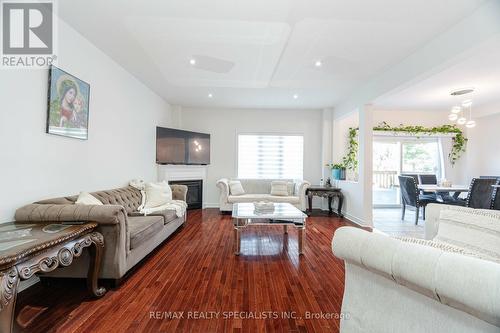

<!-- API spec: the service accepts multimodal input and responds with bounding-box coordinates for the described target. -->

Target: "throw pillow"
[229,181,245,196]
[75,192,103,205]
[144,181,173,209]
[271,181,289,196]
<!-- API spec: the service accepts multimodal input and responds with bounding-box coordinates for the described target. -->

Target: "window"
[373,137,444,206]
[237,134,303,179]
[402,141,442,177]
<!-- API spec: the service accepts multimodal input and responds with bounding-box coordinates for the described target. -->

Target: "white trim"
[343,212,371,228]
[157,164,207,207]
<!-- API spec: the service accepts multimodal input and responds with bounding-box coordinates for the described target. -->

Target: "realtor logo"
[1,0,56,68]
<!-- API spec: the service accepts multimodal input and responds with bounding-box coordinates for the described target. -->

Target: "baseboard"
[203,203,220,208]
[343,212,371,228]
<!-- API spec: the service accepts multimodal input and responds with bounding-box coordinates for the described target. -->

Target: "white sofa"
[216,178,310,212]
[332,204,500,333]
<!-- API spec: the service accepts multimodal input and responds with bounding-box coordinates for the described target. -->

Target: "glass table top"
[0,222,97,270]
[232,203,307,219]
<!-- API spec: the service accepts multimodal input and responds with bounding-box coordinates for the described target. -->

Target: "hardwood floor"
[15,209,352,333]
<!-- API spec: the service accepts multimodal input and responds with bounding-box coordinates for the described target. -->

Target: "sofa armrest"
[332,227,500,326]
[295,180,311,210]
[15,204,130,275]
[425,203,448,240]
[171,184,188,202]
[216,178,230,204]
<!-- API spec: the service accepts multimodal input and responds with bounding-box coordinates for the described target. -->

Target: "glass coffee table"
[232,203,308,255]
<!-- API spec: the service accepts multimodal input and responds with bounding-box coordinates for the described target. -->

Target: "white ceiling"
[59,0,486,109]
[373,35,500,116]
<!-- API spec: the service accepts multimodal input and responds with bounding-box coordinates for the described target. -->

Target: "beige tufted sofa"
[216,178,310,212]
[15,185,187,283]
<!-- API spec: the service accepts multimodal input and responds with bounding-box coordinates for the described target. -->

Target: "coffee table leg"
[87,232,106,297]
[0,268,19,333]
[298,228,305,255]
[234,228,241,255]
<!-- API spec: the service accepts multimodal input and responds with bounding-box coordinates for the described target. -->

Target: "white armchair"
[332,204,500,333]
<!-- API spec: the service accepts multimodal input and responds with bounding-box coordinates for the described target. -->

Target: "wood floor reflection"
[15,209,352,333]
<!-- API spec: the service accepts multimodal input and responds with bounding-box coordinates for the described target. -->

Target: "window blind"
[237,134,303,179]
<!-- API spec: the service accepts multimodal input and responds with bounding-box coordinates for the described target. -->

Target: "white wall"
[0,19,173,222]
[178,107,323,207]
[463,112,500,179]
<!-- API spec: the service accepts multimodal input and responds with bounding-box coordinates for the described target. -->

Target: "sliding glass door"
[373,136,443,207]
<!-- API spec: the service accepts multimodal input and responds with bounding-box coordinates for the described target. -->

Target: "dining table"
[417,184,469,199]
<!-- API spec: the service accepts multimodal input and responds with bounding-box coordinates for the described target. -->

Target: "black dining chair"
[466,178,500,209]
[399,175,438,225]
[418,174,438,196]
[491,185,500,210]
[401,174,419,184]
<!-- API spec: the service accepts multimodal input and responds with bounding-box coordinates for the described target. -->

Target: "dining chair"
[401,173,419,184]
[418,174,437,185]
[466,178,500,209]
[399,175,438,225]
[491,185,500,210]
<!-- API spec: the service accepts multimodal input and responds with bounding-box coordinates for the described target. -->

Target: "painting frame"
[46,65,90,140]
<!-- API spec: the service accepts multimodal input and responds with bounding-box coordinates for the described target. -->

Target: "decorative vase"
[332,168,341,180]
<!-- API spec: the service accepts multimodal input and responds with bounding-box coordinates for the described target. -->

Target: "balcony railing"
[373,170,397,189]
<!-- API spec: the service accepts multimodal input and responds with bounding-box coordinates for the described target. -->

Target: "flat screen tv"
[156,127,210,165]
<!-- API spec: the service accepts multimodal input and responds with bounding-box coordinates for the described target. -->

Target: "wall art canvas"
[46,66,90,140]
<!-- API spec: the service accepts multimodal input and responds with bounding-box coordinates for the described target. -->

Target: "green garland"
[342,122,467,170]
[342,127,358,171]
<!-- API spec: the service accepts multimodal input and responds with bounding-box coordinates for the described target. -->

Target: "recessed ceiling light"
[293,94,298,99]
[208,93,213,98]
[189,58,196,65]
[314,60,322,67]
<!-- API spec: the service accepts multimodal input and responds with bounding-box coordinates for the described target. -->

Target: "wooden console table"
[305,186,344,217]
[0,222,106,333]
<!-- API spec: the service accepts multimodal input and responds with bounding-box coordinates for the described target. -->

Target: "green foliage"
[326,163,345,170]
[373,122,467,165]
[347,122,467,167]
[342,127,358,171]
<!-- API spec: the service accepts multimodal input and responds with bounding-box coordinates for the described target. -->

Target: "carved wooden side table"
[305,186,344,217]
[0,222,106,333]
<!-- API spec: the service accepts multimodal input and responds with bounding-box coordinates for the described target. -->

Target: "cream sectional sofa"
[332,204,500,333]
[216,178,310,212]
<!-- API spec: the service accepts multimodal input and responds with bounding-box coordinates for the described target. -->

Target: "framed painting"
[46,66,90,140]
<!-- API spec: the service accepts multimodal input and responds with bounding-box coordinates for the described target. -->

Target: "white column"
[358,104,374,226]
[320,108,334,210]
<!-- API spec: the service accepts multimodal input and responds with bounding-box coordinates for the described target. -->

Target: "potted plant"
[328,163,345,180]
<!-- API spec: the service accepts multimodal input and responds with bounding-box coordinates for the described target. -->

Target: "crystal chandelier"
[449,88,475,128]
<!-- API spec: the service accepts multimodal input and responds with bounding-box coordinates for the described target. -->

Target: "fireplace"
[169,179,203,210]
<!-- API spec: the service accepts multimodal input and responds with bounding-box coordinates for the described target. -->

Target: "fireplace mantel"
[157,165,207,208]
